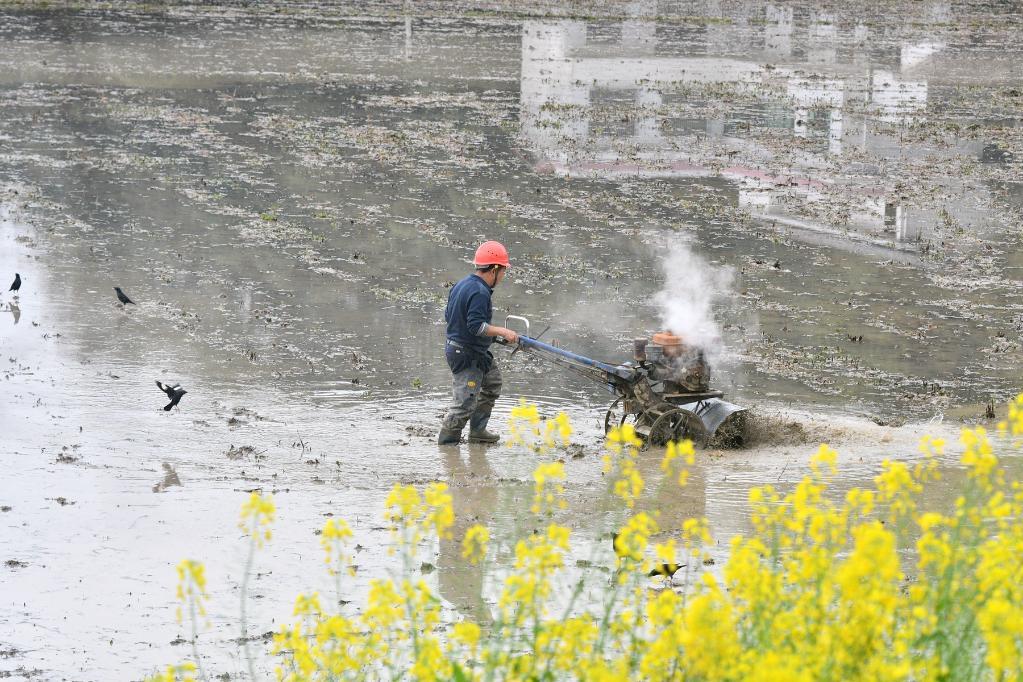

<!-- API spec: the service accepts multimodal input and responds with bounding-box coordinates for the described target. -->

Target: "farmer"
[437,240,519,445]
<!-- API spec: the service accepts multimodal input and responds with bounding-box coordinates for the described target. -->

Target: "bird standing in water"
[114,286,135,305]
[648,563,686,580]
[613,532,686,583]
[156,380,187,411]
[9,273,21,293]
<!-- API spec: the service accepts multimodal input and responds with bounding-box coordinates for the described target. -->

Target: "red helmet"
[473,240,510,268]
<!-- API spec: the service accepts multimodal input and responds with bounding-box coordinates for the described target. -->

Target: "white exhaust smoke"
[652,239,734,356]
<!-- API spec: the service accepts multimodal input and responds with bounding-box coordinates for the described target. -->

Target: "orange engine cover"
[651,331,686,358]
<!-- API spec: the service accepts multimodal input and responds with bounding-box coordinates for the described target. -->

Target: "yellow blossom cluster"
[321,518,355,578]
[174,559,208,626]
[385,482,455,557]
[661,438,696,486]
[998,393,1023,437]
[239,491,275,547]
[149,394,1023,682]
[460,524,489,565]
[531,461,567,515]
[509,398,572,451]
[603,424,645,508]
[147,663,197,682]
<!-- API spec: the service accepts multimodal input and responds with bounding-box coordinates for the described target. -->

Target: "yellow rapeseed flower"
[385,483,421,524]
[661,439,696,490]
[810,443,838,478]
[321,517,352,542]
[508,398,542,448]
[682,517,712,549]
[614,512,658,563]
[451,621,481,649]
[553,411,572,444]
[606,423,642,453]
[532,461,567,515]
[148,663,198,682]
[961,426,1000,491]
[153,394,1023,682]
[510,398,540,424]
[461,524,489,565]
[875,460,921,522]
[423,481,455,539]
[293,592,323,617]
[321,518,355,577]
[612,458,644,509]
[238,491,275,545]
[175,559,207,624]
[997,393,1023,436]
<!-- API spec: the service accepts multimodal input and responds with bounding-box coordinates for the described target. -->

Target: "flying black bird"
[9,273,20,292]
[156,380,187,411]
[114,287,135,305]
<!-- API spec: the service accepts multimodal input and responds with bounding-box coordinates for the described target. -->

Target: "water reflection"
[518,5,999,249]
[438,444,498,623]
[431,435,721,619]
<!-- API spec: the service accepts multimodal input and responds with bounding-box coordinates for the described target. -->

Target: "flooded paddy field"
[0,1,1021,678]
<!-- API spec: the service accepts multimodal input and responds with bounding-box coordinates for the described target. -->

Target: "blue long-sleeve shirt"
[444,274,494,355]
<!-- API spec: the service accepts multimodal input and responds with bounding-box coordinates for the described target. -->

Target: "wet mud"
[1,1,1021,679]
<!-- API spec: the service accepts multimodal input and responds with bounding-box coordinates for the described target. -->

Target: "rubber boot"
[437,427,462,445]
[468,428,500,444]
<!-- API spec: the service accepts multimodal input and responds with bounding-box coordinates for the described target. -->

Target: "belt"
[447,339,490,355]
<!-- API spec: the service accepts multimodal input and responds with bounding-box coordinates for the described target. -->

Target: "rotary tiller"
[504,316,747,447]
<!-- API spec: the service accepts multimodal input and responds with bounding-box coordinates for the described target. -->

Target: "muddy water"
[0,2,1021,679]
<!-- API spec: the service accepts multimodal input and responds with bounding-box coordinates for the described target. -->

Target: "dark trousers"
[441,359,503,433]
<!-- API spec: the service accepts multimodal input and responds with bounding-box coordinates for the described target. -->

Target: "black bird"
[114,287,135,305]
[614,533,686,580]
[9,273,20,292]
[156,380,187,411]
[648,563,686,579]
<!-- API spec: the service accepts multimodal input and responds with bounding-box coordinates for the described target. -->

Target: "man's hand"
[486,325,518,345]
